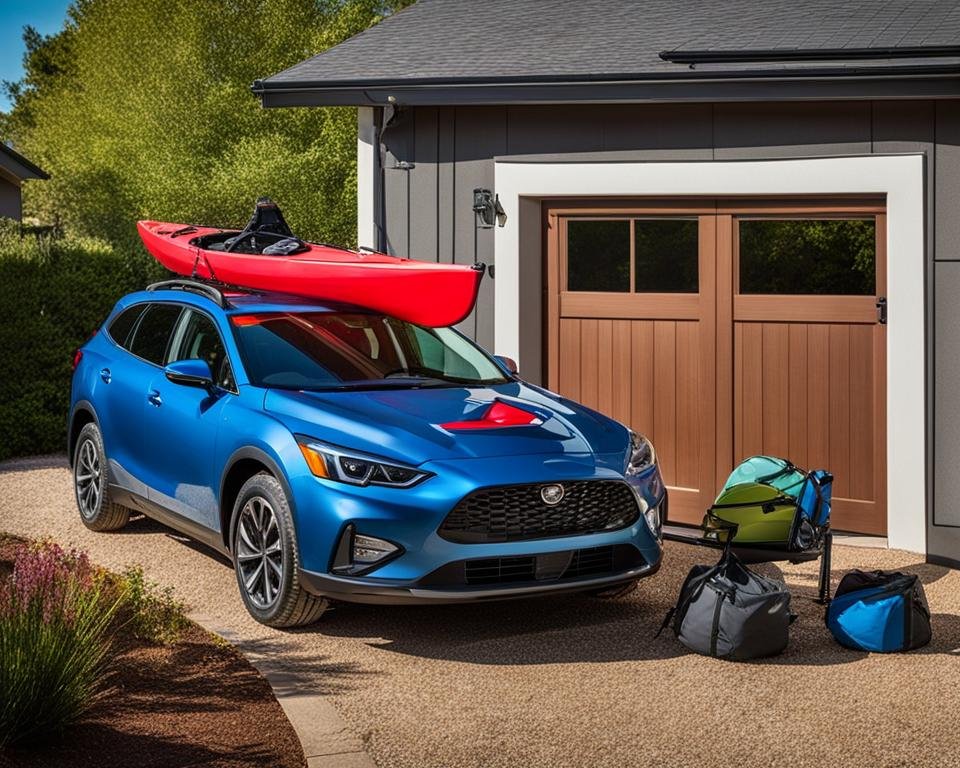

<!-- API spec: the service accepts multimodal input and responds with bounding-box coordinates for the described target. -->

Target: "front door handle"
[147,389,162,407]
[99,368,111,384]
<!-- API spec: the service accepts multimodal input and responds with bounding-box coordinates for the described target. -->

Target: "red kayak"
[136,200,484,327]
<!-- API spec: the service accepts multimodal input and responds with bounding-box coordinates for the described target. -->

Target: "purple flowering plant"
[0,540,120,747]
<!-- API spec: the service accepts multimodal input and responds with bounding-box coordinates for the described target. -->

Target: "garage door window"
[567,220,630,292]
[634,219,698,293]
[739,218,876,295]
[567,218,698,293]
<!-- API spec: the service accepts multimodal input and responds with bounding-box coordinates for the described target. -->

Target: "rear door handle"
[147,389,162,407]
[99,368,111,384]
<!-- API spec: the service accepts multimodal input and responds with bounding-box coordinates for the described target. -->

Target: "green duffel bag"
[702,482,797,545]
[701,456,833,551]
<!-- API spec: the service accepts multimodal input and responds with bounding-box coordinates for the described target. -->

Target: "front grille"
[418,544,646,588]
[463,546,617,586]
[464,556,536,585]
[564,546,616,578]
[439,480,640,543]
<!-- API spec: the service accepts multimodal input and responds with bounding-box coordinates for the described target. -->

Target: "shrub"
[0,222,163,461]
[0,541,121,747]
[1,0,418,251]
[112,566,188,645]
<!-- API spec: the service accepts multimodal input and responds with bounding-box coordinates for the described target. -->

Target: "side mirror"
[494,355,519,376]
[164,359,215,391]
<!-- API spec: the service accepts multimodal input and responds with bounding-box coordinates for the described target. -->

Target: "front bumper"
[299,547,662,605]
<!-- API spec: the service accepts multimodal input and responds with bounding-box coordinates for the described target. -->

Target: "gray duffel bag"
[658,549,794,660]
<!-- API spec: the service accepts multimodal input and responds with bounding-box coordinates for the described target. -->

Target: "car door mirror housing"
[494,355,519,375]
[164,359,215,391]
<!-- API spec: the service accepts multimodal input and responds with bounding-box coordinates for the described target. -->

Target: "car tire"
[588,579,640,599]
[73,422,130,532]
[231,472,328,628]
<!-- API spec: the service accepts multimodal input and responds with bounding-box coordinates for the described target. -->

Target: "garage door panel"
[557,316,706,504]
[736,323,764,459]
[558,318,581,400]
[579,319,599,406]
[849,323,875,501]
[652,320,678,487]
[805,324,832,474]
[597,320,614,415]
[761,323,791,459]
[675,322,700,490]
[733,319,882,531]
[828,324,852,500]
[610,320,632,424]
[787,324,809,462]
[630,321,655,444]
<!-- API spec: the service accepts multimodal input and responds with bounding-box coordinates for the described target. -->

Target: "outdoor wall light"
[472,188,507,228]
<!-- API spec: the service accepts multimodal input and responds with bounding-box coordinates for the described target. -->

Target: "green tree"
[3,0,412,252]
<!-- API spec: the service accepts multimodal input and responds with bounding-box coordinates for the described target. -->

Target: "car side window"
[128,304,183,366]
[107,304,146,349]
[171,309,235,391]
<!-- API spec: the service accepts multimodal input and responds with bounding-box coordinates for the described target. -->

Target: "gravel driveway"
[3,455,960,768]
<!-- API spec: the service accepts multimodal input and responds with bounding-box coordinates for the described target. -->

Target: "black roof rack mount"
[146,279,231,308]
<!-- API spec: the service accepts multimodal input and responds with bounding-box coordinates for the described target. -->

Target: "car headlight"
[296,437,430,488]
[625,430,657,476]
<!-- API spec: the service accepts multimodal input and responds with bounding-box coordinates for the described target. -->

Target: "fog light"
[353,534,399,565]
[644,502,662,540]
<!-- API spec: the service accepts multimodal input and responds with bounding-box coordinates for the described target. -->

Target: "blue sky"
[0,0,72,112]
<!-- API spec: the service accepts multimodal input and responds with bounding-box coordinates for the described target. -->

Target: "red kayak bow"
[136,204,483,328]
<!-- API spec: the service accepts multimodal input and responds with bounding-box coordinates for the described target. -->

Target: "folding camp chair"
[664,456,834,603]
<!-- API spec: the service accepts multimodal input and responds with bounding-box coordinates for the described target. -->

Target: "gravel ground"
[3,455,960,768]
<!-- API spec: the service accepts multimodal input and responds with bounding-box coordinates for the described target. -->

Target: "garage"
[545,199,886,534]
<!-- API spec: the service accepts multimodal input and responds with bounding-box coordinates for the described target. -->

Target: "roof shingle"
[260,0,960,87]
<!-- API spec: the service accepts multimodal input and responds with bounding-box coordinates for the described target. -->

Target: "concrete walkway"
[194,614,375,768]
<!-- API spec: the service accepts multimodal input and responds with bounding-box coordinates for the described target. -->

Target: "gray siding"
[933,101,960,562]
[379,99,956,560]
[0,178,20,220]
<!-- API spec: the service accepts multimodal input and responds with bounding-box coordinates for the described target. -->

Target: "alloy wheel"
[236,496,284,609]
[75,438,103,520]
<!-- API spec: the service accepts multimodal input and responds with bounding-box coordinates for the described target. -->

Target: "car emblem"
[540,484,565,506]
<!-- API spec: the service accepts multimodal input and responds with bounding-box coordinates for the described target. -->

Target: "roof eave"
[253,69,960,108]
[0,145,49,181]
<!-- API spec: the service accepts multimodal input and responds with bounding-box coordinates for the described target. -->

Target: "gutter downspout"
[373,106,386,253]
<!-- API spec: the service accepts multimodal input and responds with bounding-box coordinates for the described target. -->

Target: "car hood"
[263,381,629,467]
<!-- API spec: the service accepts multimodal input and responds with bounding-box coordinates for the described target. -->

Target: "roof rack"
[146,279,233,308]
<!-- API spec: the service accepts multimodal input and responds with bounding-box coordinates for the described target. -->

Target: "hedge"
[0,222,163,461]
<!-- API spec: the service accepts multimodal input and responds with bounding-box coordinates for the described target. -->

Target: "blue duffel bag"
[826,570,931,652]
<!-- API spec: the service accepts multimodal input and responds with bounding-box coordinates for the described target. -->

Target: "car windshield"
[231,311,510,391]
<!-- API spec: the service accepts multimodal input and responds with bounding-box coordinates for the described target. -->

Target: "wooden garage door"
[545,199,887,535]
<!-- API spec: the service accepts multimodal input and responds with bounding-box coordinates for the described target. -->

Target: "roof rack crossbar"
[146,279,230,308]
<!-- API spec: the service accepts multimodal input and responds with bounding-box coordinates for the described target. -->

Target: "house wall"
[376,100,960,562]
[0,177,21,220]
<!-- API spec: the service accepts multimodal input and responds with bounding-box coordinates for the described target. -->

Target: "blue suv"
[69,280,665,627]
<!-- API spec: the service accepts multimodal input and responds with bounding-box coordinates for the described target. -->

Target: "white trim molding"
[356,107,376,249]
[494,155,926,553]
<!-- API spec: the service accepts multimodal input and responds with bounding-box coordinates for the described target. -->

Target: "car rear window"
[107,304,146,348]
[128,304,183,365]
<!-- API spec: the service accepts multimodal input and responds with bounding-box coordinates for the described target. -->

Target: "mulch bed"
[0,537,305,768]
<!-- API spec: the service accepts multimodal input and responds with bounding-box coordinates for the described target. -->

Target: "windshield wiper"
[301,377,458,392]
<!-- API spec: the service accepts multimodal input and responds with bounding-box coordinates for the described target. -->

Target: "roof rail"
[146,279,231,308]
